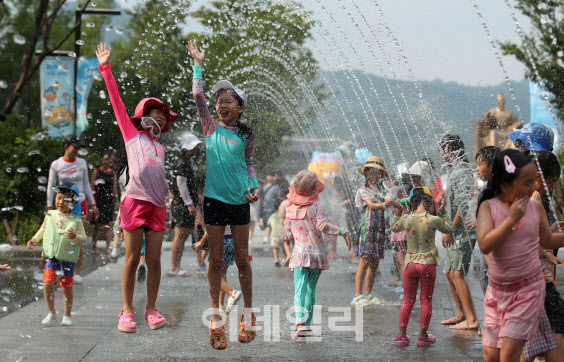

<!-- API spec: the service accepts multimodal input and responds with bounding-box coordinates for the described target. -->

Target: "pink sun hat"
[130,97,178,132]
[287,170,325,206]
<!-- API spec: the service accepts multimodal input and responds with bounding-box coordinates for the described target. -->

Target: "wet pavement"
[0,228,495,361]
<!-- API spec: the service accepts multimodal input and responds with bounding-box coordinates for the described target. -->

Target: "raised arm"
[187,40,218,137]
[96,43,138,143]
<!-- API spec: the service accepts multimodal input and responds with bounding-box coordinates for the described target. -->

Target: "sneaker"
[73,274,83,284]
[42,313,57,325]
[226,290,242,313]
[195,266,207,274]
[61,315,72,326]
[137,265,146,282]
[275,261,281,267]
[110,248,119,259]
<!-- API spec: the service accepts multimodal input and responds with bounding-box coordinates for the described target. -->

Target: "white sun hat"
[180,132,202,151]
[212,80,247,105]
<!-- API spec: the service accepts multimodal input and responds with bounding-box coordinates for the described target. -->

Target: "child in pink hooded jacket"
[282,170,351,340]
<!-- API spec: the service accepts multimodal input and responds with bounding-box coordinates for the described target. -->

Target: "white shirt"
[47,157,95,208]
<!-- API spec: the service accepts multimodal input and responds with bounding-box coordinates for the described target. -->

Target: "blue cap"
[508,122,553,151]
[53,182,81,215]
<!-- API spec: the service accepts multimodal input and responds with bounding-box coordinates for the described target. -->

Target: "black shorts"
[171,202,195,229]
[545,282,564,334]
[203,197,250,226]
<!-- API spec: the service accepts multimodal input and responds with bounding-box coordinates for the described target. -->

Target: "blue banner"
[40,57,75,138]
[530,81,560,147]
[76,57,101,134]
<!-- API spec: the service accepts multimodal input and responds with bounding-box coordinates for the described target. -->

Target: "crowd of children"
[17,40,564,359]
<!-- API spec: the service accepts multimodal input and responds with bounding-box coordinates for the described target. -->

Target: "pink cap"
[130,97,178,132]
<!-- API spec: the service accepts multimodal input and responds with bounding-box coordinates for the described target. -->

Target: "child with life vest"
[27,183,87,326]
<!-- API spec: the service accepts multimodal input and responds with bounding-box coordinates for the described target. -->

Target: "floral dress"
[282,202,342,270]
[355,185,386,257]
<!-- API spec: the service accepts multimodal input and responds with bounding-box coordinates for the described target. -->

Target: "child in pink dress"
[476,149,564,361]
[282,170,351,340]
[97,43,177,333]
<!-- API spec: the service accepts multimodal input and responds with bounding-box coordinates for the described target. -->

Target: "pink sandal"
[395,335,410,347]
[417,333,436,347]
[118,310,137,333]
[144,309,167,330]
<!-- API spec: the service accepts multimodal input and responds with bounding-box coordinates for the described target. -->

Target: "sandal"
[209,320,228,350]
[395,335,410,347]
[292,322,308,341]
[238,309,256,343]
[417,333,436,347]
[364,293,384,305]
[118,310,137,333]
[351,295,372,306]
[144,309,167,330]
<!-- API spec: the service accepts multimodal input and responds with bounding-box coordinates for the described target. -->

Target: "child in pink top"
[476,149,564,361]
[96,43,177,333]
[282,170,351,340]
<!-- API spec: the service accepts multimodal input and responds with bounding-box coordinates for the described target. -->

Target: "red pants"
[399,263,436,329]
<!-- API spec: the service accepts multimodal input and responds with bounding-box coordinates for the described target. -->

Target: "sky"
[114,0,533,87]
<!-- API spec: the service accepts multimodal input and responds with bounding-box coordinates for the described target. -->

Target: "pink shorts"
[482,272,545,348]
[120,197,166,232]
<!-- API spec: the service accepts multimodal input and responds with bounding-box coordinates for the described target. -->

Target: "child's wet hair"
[439,134,468,162]
[477,149,534,213]
[476,146,501,166]
[535,151,561,180]
[409,194,434,213]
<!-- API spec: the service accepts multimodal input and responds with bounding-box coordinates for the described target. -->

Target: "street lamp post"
[73,8,121,136]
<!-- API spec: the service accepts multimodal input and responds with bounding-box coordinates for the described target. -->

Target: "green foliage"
[500,0,564,118]
[0,116,63,244]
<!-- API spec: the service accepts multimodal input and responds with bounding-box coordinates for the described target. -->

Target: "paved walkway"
[0,228,488,361]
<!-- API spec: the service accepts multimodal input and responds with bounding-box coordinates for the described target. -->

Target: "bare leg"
[544,333,564,361]
[206,225,226,324]
[121,228,143,314]
[450,270,479,329]
[139,255,145,266]
[92,225,100,254]
[44,282,56,314]
[144,229,164,312]
[363,255,379,296]
[355,257,368,296]
[273,248,279,262]
[231,224,252,309]
[74,246,84,275]
[104,222,114,253]
[248,220,255,243]
[62,288,73,316]
[500,337,527,362]
[169,227,190,274]
[442,271,465,325]
[483,346,500,362]
[399,326,407,337]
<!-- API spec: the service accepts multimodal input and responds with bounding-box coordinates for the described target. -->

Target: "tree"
[500,0,564,117]
[0,0,112,122]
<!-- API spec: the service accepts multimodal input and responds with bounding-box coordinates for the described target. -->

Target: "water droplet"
[75,40,84,46]
[86,22,95,28]
[92,72,102,81]
[44,110,53,117]
[68,52,77,58]
[13,34,26,45]
[68,251,74,256]
[78,148,88,156]
[558,51,564,58]
[105,25,113,32]
[94,179,106,185]
[30,132,45,141]
[55,270,63,276]
[28,150,40,156]
[115,27,124,35]
[5,168,11,173]
[52,80,60,86]
[120,72,127,79]
[1,306,7,312]
[13,206,23,211]
[11,235,17,242]
[37,176,47,184]
[99,90,106,99]
[0,80,7,89]
[16,167,29,173]
[38,185,46,192]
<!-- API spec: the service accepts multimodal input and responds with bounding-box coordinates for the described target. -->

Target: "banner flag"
[40,57,75,138]
[76,57,101,134]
